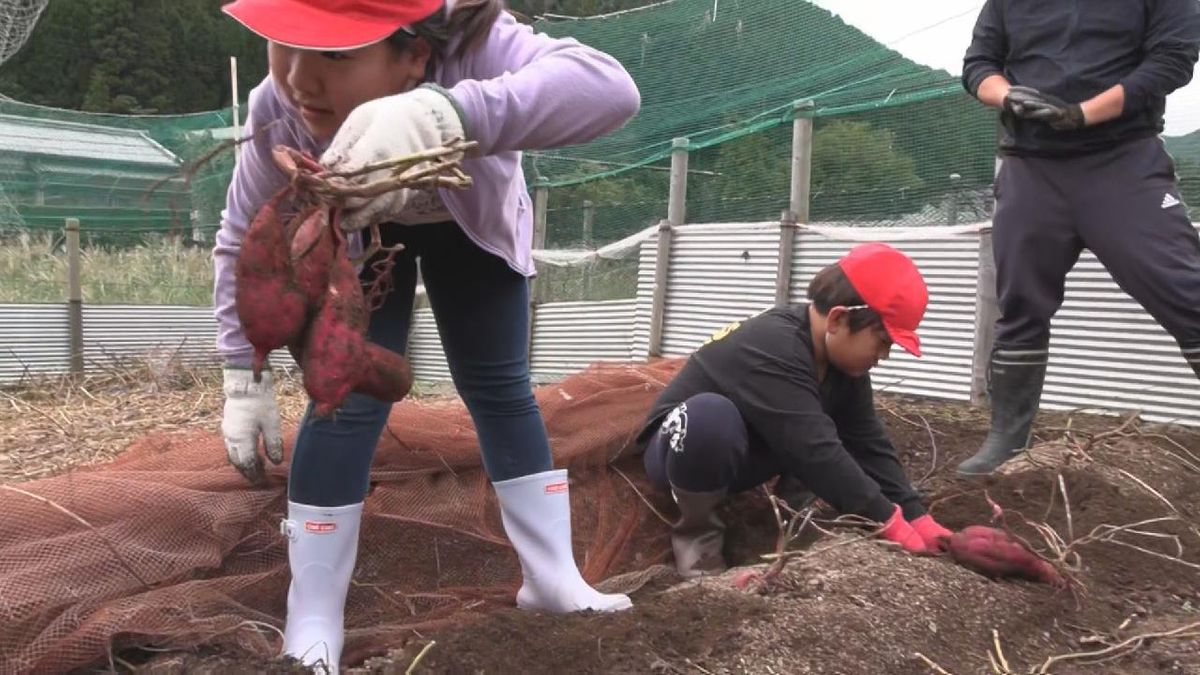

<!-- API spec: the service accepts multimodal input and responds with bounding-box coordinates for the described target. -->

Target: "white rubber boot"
[493,469,633,613]
[280,501,363,674]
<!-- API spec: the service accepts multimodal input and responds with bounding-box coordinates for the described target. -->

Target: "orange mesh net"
[0,359,686,673]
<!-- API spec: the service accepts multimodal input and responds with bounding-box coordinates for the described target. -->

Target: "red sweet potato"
[355,343,414,402]
[287,339,413,404]
[290,206,336,310]
[234,187,308,380]
[300,230,370,417]
[946,526,1067,588]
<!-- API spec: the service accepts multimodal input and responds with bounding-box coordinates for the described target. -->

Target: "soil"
[98,395,1200,674]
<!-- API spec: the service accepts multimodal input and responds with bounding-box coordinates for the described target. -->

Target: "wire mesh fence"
[2,0,1199,306]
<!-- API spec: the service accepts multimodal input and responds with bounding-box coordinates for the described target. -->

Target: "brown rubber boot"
[670,486,728,578]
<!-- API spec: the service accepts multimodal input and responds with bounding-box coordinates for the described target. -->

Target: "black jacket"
[637,305,922,522]
[963,0,1200,157]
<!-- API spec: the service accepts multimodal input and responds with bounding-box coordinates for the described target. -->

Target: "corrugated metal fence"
[3,221,1198,425]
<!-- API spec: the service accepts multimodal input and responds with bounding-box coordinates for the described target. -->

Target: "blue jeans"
[288,222,552,506]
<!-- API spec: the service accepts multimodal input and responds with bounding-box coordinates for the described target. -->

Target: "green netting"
[0,97,235,303]
[2,0,1200,306]
[523,0,1000,239]
[0,99,233,245]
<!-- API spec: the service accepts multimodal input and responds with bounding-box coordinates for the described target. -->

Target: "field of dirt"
[4,367,1199,675]
[341,402,1200,675]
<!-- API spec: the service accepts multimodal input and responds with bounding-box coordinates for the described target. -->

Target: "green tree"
[82,0,143,112]
[691,126,792,222]
[680,120,926,224]
[544,170,668,246]
[0,0,267,114]
[810,120,922,220]
[0,0,92,108]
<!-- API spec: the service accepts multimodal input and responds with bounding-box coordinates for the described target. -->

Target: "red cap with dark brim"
[837,242,929,357]
[222,0,443,51]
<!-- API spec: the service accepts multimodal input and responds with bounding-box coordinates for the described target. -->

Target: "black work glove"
[1002,85,1086,131]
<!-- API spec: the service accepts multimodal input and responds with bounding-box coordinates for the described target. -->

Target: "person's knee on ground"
[654,392,749,578]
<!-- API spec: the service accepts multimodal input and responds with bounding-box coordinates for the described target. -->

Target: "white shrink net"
[0,0,49,66]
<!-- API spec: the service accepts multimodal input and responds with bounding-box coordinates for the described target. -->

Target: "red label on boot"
[545,481,569,495]
[305,520,337,534]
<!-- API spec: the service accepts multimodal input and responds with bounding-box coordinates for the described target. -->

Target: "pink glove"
[911,514,953,553]
[879,505,928,554]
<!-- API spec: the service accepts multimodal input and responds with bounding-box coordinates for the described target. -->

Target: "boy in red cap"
[637,242,952,578]
[214,0,639,671]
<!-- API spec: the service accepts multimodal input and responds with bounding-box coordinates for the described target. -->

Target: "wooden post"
[972,155,1004,404]
[582,200,595,248]
[775,210,799,308]
[532,177,550,250]
[947,173,962,226]
[667,137,689,226]
[647,219,674,358]
[529,177,550,306]
[582,200,595,299]
[971,235,1000,405]
[230,56,242,161]
[789,100,815,223]
[647,138,690,357]
[65,218,84,375]
[777,100,814,307]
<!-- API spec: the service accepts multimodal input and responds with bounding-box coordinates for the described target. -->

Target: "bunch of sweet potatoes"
[233,147,412,417]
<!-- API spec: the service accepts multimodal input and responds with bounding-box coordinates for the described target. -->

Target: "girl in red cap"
[636,243,953,579]
[213,0,639,670]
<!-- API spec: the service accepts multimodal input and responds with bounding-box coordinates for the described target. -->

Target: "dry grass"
[0,357,457,484]
[0,232,213,305]
[0,231,639,305]
[0,360,308,483]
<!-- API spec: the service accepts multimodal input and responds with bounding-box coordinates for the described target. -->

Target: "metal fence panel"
[531,299,637,379]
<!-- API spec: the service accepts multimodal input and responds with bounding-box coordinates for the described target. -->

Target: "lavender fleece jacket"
[213,11,640,365]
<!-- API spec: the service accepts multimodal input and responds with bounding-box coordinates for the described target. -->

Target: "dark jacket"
[638,305,921,522]
[963,0,1200,156]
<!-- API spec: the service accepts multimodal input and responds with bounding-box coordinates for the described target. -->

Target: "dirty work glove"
[1003,85,1085,131]
[910,514,953,553]
[878,504,928,554]
[222,367,284,485]
[320,85,468,231]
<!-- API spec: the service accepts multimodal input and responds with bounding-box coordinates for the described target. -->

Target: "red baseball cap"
[836,242,928,357]
[222,0,444,51]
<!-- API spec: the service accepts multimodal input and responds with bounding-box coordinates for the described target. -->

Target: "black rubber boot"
[670,485,728,579]
[957,345,1049,475]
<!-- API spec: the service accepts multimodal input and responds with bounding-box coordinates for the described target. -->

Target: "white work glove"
[222,367,284,485]
[320,85,467,231]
